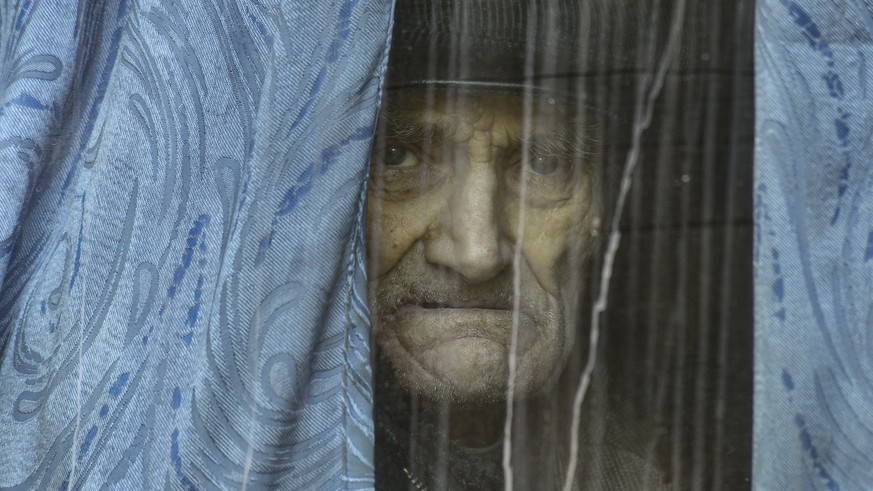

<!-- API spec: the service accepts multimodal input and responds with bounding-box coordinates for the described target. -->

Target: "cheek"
[516,209,585,295]
[366,197,435,276]
[521,237,564,295]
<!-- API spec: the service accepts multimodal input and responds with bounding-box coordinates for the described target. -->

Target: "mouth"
[386,291,523,315]
[416,301,513,311]
[385,299,530,327]
[382,299,537,354]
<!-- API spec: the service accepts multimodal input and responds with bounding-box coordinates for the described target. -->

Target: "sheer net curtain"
[372,0,754,490]
[588,1,754,489]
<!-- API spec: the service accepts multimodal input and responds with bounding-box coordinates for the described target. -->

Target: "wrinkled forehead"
[377,88,593,143]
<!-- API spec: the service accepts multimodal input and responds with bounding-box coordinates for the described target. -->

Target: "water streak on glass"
[563,0,687,488]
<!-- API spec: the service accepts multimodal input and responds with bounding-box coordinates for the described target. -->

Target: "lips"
[386,302,537,354]
[417,300,512,310]
[387,292,525,316]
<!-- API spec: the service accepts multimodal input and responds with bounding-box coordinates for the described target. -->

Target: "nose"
[425,164,512,283]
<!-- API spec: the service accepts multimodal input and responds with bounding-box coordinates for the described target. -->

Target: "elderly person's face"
[367,88,598,403]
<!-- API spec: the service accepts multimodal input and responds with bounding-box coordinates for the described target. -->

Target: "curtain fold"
[0,0,393,488]
[755,1,873,489]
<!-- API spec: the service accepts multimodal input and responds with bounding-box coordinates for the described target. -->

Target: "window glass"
[368,1,753,489]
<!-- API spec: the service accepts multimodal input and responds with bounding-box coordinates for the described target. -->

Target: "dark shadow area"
[596,1,755,488]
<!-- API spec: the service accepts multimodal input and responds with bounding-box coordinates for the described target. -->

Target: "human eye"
[370,142,444,200]
[371,142,422,172]
[527,150,571,177]
[381,144,420,168]
[506,142,578,206]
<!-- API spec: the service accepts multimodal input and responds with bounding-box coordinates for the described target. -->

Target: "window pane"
[369,1,753,489]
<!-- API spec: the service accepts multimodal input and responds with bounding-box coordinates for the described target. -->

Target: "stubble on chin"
[369,248,568,404]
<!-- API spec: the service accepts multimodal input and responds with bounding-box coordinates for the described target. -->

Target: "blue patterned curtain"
[756,1,873,489]
[6,0,873,488]
[0,0,392,488]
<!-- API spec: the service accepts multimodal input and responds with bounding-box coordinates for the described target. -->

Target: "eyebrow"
[377,108,598,158]
[521,129,598,161]
[376,109,456,145]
